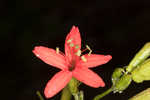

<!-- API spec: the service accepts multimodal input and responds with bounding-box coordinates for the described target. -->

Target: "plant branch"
[93,87,113,100]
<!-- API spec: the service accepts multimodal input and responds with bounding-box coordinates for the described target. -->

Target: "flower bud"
[111,68,124,86]
[113,74,132,93]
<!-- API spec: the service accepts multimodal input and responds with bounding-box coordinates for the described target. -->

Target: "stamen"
[56,47,59,54]
[81,48,88,53]
[86,45,92,56]
[67,39,73,43]
[86,45,90,50]
[75,50,81,56]
[81,56,87,62]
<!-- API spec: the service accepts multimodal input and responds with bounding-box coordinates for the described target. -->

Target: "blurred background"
[1,0,150,100]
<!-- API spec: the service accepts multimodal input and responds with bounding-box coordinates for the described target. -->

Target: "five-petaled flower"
[32,26,112,98]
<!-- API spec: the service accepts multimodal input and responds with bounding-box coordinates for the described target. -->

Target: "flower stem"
[79,91,84,100]
[72,91,84,100]
[60,86,72,100]
[73,93,79,100]
[93,87,113,100]
[36,91,44,100]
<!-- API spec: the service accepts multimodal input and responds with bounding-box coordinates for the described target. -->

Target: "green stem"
[79,91,84,100]
[36,91,44,100]
[73,93,79,100]
[93,87,113,100]
[73,91,84,100]
[60,86,72,100]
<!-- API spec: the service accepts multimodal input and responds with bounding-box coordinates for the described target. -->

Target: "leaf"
[126,42,150,72]
[129,88,150,100]
[131,58,150,83]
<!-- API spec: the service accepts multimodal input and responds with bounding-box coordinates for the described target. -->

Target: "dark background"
[1,0,150,100]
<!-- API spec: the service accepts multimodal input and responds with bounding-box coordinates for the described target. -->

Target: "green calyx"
[68,77,80,95]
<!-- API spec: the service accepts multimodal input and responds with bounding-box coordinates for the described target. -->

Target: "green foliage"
[93,42,150,100]
[131,58,150,83]
[126,42,150,72]
[129,88,150,100]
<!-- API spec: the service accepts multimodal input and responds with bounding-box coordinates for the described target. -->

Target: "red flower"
[32,26,112,98]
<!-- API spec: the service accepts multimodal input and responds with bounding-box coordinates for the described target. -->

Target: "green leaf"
[126,42,150,72]
[129,88,150,100]
[131,58,150,83]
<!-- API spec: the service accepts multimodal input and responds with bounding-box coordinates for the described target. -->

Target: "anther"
[75,50,81,56]
[36,54,40,57]
[67,39,73,43]
[56,47,59,54]
[81,56,87,62]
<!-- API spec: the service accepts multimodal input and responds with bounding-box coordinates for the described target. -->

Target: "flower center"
[68,65,75,71]
[66,39,93,71]
[68,60,76,71]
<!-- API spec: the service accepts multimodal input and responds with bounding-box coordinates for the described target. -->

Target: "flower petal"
[73,67,105,88]
[33,46,67,70]
[78,54,112,68]
[65,26,81,62]
[44,70,72,98]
